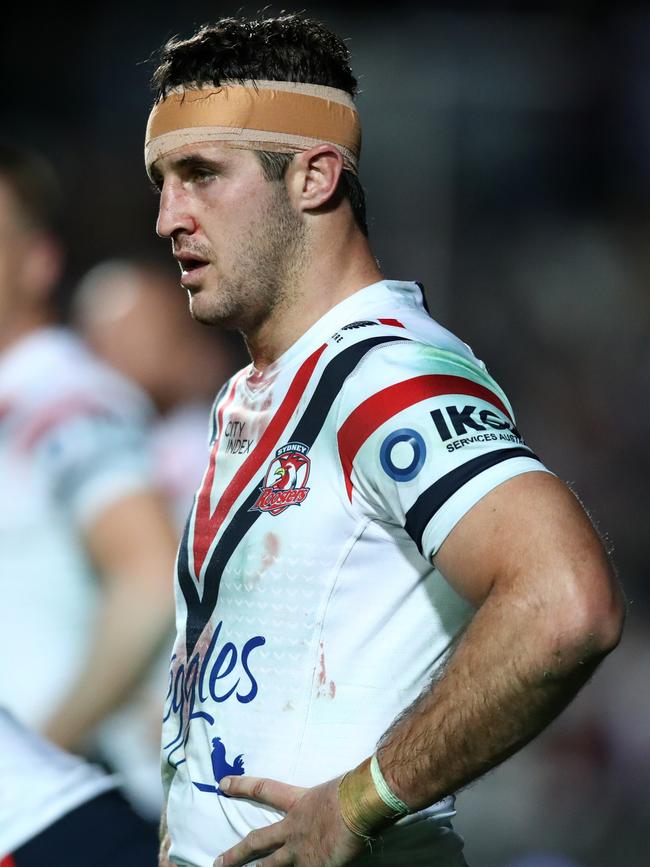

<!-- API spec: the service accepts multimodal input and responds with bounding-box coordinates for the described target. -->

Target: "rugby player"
[145,15,625,867]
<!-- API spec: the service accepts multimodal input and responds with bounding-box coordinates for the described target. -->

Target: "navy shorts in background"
[7,789,159,867]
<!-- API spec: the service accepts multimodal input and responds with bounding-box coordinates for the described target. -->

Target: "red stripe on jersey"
[192,370,244,588]
[190,370,244,584]
[192,343,327,579]
[0,855,16,866]
[377,318,405,328]
[337,374,512,501]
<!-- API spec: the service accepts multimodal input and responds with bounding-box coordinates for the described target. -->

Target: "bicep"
[434,471,619,616]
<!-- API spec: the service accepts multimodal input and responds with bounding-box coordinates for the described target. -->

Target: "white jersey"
[163,281,550,867]
[0,708,117,856]
[0,328,153,731]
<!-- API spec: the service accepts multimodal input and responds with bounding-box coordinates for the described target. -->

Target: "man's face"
[152,142,306,332]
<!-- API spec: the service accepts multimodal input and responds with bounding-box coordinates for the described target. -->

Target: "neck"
[244,226,383,370]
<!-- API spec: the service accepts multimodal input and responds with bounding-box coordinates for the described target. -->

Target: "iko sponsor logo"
[163,619,265,769]
[430,405,524,452]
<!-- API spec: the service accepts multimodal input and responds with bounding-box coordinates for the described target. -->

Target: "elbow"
[556,566,626,665]
[531,552,626,677]
[582,588,625,660]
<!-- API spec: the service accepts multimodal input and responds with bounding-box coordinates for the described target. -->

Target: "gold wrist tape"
[145,80,361,175]
[338,756,407,839]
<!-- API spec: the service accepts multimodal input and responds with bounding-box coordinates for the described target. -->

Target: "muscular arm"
[218,472,626,867]
[42,489,177,751]
[376,471,625,808]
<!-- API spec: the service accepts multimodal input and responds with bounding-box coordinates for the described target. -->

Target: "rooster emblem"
[192,736,245,796]
[211,737,245,792]
[252,442,311,516]
[272,452,309,490]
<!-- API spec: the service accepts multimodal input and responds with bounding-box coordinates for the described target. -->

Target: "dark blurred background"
[2,2,648,865]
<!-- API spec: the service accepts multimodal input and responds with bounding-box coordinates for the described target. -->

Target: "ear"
[286,145,344,213]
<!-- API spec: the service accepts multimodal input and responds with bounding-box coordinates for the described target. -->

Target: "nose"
[156,179,197,239]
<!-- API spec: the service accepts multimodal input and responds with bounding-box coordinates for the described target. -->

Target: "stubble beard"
[189,182,308,333]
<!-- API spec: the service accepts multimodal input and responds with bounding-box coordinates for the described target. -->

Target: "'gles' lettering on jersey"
[163,619,265,769]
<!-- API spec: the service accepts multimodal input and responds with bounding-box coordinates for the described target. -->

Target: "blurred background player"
[0,708,158,866]
[70,258,241,815]
[73,257,242,525]
[0,142,177,853]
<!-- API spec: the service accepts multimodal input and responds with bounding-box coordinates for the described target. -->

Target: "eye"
[192,167,217,185]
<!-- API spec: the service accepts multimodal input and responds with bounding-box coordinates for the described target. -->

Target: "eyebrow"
[181,153,225,169]
[160,153,227,177]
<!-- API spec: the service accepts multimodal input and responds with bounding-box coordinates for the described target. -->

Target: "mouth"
[175,253,211,289]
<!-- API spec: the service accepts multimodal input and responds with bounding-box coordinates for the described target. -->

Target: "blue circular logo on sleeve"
[380,429,426,482]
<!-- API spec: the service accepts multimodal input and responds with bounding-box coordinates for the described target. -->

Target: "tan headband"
[145,80,361,175]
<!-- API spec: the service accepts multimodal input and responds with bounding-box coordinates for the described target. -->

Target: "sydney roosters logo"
[251,442,311,516]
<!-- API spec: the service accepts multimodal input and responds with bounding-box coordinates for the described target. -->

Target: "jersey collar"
[246,280,425,385]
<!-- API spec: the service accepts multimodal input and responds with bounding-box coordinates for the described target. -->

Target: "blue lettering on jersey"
[163,620,265,769]
[380,429,426,482]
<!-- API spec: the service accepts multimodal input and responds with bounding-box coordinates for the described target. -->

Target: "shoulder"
[3,329,153,462]
[30,329,151,421]
[335,325,512,427]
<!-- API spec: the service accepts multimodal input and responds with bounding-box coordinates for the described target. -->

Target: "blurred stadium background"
[2,2,648,865]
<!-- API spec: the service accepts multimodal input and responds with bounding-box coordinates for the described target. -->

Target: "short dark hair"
[0,141,62,232]
[151,14,368,235]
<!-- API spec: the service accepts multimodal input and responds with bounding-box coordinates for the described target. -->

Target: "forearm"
[376,582,619,811]
[217,590,619,867]
[43,490,176,751]
[43,575,173,750]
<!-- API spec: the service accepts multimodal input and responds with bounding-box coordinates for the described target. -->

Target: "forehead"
[149,141,256,180]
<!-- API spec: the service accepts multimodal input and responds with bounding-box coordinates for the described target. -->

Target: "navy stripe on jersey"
[404,446,539,556]
[415,282,431,315]
[180,333,411,658]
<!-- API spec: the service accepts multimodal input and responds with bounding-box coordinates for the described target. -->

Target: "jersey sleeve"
[24,391,154,529]
[337,341,552,560]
